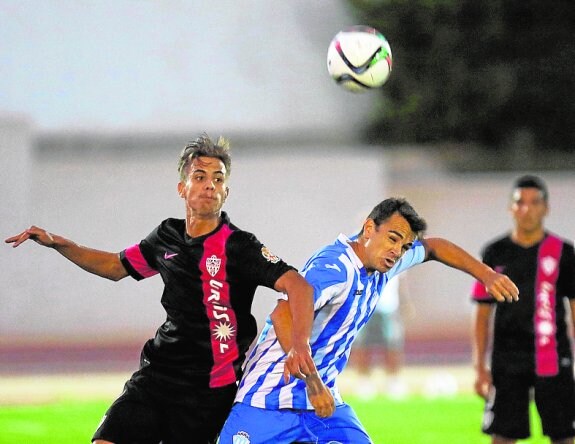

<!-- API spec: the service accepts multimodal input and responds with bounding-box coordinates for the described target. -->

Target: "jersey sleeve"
[301,256,349,310]
[119,226,161,281]
[471,244,495,304]
[228,231,296,290]
[387,239,426,278]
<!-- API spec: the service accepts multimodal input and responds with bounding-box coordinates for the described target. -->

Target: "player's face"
[510,187,548,234]
[362,212,415,273]
[178,156,229,218]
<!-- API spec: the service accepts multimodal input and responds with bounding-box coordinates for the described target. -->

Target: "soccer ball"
[327,25,393,93]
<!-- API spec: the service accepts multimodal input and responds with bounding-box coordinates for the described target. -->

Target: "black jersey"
[120,212,295,389]
[472,232,575,374]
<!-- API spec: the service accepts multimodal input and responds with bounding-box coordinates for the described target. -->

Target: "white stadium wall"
[0,129,388,346]
[2,126,574,351]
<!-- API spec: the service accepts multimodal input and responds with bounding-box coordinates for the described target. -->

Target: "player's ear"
[177,181,185,198]
[224,186,229,199]
[363,219,375,239]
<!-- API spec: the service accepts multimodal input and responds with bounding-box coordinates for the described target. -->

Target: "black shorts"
[482,365,575,441]
[92,377,237,444]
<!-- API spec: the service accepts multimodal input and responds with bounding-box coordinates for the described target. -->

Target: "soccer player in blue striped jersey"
[219,197,520,444]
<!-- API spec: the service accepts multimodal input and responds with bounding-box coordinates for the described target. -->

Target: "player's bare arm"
[422,237,519,303]
[472,304,493,399]
[5,225,128,281]
[274,270,316,379]
[271,300,336,418]
[270,299,315,381]
[270,299,293,354]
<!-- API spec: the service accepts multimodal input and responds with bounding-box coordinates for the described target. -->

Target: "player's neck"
[349,239,374,274]
[511,227,545,248]
[185,213,221,238]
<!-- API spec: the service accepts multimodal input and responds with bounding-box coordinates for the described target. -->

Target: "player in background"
[5,133,321,444]
[472,175,575,444]
[350,273,412,399]
[219,197,519,444]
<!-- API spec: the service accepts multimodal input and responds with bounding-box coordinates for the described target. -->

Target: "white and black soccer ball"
[327,25,393,93]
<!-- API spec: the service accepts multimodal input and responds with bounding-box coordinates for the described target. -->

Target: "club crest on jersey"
[541,256,557,276]
[232,431,250,444]
[536,320,555,337]
[206,254,221,277]
[261,246,280,263]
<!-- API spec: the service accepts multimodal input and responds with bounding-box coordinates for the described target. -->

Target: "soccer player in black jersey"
[5,133,326,444]
[472,175,575,444]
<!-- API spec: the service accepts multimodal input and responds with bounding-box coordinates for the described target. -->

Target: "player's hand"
[283,343,316,383]
[5,226,56,248]
[474,367,492,399]
[305,373,335,418]
[483,271,519,303]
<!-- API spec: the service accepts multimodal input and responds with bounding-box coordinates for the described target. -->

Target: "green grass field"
[0,395,548,444]
[350,395,546,444]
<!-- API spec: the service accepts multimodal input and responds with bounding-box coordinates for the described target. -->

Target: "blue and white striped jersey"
[235,233,426,410]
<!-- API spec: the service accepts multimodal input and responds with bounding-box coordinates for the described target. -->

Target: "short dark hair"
[512,174,548,202]
[178,133,232,181]
[362,197,427,238]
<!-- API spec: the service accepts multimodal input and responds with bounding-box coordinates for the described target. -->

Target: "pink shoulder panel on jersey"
[124,244,158,279]
[471,280,491,301]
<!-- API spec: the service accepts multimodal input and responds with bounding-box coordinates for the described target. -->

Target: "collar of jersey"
[337,233,365,270]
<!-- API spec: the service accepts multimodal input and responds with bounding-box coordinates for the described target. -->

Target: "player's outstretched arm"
[422,237,519,303]
[5,225,128,281]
